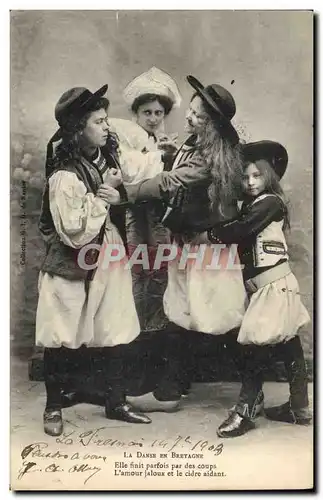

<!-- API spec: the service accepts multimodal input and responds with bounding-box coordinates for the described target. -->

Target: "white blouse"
[109,118,164,184]
[37,169,140,348]
[48,170,108,249]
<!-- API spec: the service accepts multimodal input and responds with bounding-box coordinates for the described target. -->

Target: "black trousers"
[152,324,200,401]
[43,344,129,411]
[233,335,309,419]
[151,326,247,401]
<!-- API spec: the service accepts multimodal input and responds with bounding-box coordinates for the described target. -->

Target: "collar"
[180,134,198,152]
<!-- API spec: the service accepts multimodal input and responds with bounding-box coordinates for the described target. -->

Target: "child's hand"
[97,185,121,205]
[157,133,179,157]
[105,168,123,188]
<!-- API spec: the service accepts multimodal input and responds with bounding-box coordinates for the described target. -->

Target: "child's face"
[242,163,266,197]
[185,96,209,136]
[82,108,109,148]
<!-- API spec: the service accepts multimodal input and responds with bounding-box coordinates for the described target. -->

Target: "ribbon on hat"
[45,131,62,178]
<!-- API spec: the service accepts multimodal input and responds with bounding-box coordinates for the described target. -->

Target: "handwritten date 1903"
[53,428,224,457]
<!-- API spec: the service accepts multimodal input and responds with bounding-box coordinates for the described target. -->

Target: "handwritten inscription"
[21,442,107,462]
[17,429,224,485]
[18,442,103,484]
[18,459,101,484]
[55,428,223,456]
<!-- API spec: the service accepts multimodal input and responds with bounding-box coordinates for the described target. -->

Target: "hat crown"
[55,87,92,124]
[204,84,236,120]
[243,140,288,179]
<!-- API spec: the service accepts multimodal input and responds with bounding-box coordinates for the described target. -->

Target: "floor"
[10,356,314,491]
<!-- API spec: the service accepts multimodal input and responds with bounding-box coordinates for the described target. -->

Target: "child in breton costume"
[37,84,151,436]
[205,140,312,437]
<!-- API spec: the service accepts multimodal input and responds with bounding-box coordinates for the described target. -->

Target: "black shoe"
[217,411,256,438]
[105,402,152,424]
[264,401,312,425]
[43,409,63,436]
[229,390,264,418]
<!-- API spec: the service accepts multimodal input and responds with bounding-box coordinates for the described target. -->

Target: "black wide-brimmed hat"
[46,84,108,175]
[51,84,108,143]
[186,75,239,145]
[242,140,288,179]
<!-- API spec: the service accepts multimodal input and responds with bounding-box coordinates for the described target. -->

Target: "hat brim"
[81,83,108,111]
[242,141,288,179]
[186,75,239,145]
[51,84,109,144]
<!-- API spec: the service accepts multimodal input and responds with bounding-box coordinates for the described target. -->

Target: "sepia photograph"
[10,9,314,491]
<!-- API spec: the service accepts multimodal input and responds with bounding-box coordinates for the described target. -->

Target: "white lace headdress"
[123,67,182,109]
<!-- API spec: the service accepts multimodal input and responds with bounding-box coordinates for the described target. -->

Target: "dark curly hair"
[52,97,119,168]
[131,93,173,115]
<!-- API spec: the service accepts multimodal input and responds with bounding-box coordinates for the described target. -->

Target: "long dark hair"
[192,95,244,217]
[244,159,290,230]
[52,97,119,168]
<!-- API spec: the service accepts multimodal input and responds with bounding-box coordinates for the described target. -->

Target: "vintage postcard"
[10,9,314,491]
